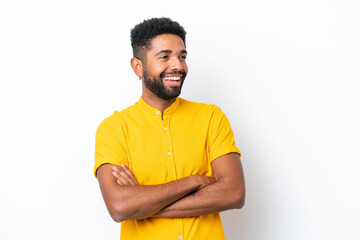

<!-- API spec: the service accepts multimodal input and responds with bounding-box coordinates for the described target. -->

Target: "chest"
[124,114,212,184]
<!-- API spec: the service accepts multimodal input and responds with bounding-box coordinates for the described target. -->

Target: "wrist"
[191,175,208,190]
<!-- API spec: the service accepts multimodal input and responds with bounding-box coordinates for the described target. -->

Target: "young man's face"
[142,34,188,100]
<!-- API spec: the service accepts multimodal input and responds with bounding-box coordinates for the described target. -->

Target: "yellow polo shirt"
[94,97,240,240]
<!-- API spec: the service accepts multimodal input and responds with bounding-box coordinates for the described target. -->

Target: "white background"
[1,0,359,239]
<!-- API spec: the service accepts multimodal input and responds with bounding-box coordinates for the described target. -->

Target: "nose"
[169,57,184,71]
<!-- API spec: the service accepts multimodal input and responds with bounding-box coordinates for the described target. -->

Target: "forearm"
[154,177,245,218]
[97,164,211,222]
[109,177,202,221]
[107,153,245,220]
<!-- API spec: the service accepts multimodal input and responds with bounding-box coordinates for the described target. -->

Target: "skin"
[130,33,188,113]
[113,153,245,218]
[97,164,216,222]
[96,33,246,222]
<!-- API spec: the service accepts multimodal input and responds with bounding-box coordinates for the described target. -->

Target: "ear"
[130,58,143,79]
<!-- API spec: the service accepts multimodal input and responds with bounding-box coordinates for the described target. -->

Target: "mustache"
[160,71,186,79]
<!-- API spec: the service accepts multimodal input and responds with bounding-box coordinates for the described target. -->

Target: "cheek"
[153,64,168,75]
[183,62,188,73]
[145,61,166,75]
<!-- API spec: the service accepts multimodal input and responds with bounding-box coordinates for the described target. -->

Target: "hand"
[112,163,139,186]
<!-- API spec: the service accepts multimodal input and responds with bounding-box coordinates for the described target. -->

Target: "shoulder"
[177,98,225,123]
[178,98,221,114]
[98,102,139,130]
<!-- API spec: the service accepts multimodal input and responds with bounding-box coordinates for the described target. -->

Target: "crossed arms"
[96,153,245,222]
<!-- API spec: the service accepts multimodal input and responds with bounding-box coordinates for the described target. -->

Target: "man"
[94,17,245,240]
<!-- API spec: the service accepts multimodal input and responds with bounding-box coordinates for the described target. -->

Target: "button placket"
[176,218,184,240]
[163,115,170,157]
[162,114,178,180]
[162,112,183,240]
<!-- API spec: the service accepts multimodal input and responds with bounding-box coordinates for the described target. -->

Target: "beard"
[143,67,186,100]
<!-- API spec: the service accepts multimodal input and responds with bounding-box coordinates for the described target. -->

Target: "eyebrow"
[155,49,187,56]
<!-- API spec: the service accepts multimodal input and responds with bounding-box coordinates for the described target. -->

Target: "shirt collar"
[138,97,181,116]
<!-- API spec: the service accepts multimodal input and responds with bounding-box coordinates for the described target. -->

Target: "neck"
[141,89,177,113]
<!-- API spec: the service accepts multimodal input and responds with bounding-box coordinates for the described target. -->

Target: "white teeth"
[164,76,180,81]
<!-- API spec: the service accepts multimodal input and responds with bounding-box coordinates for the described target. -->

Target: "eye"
[159,55,169,60]
[180,55,187,60]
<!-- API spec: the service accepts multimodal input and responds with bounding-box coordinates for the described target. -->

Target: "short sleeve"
[207,106,241,163]
[94,116,129,178]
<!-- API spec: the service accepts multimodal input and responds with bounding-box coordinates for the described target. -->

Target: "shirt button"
[167,152,171,156]
[178,236,182,239]
[164,127,167,130]
[156,111,161,115]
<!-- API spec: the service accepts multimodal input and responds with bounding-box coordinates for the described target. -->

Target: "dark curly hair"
[130,17,186,61]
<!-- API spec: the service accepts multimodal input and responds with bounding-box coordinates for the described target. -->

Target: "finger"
[113,165,129,179]
[115,165,136,185]
[121,163,139,185]
[112,170,131,185]
[121,165,138,185]
[112,164,137,185]
[118,177,130,185]
[112,165,122,173]
[118,170,136,185]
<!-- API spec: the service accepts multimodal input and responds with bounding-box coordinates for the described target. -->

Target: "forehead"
[148,34,186,54]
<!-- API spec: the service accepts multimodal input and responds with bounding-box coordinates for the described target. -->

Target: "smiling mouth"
[163,76,181,82]
[161,71,186,83]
